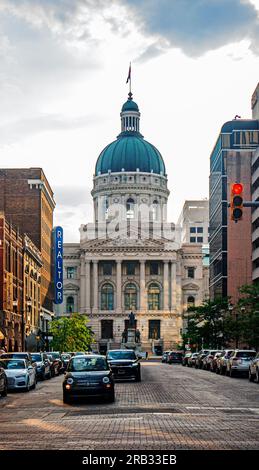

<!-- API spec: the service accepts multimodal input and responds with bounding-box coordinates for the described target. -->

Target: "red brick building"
[0,168,55,315]
[0,213,23,351]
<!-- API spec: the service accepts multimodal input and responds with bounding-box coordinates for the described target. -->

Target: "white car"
[226,350,257,378]
[0,358,37,391]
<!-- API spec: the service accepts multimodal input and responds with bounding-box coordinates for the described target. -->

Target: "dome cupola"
[95,92,166,176]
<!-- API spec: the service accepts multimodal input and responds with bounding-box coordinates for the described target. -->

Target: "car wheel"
[1,381,7,397]
[106,390,115,403]
[255,369,259,384]
[135,371,141,382]
[25,379,30,392]
[63,392,72,404]
[248,368,254,382]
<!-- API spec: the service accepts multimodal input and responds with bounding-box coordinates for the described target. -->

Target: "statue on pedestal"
[128,311,135,328]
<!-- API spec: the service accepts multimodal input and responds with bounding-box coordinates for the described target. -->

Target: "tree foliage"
[49,314,94,352]
[182,284,259,351]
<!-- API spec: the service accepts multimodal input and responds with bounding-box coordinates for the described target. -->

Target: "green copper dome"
[95,132,166,176]
[121,100,139,112]
[96,95,166,176]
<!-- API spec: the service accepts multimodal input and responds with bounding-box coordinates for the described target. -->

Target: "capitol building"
[55,92,209,354]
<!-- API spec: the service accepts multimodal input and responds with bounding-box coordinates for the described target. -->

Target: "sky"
[1,0,259,242]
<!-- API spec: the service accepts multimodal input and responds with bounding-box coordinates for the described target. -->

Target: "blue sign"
[53,226,63,304]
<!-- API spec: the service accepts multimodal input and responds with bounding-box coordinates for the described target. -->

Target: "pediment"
[80,236,180,252]
[182,282,200,291]
[64,283,79,291]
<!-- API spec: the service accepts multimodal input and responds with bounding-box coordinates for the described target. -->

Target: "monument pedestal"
[121,328,141,353]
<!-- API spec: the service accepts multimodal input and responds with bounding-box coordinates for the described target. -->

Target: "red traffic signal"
[230,183,243,222]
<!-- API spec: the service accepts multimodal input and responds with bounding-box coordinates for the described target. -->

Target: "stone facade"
[55,94,209,353]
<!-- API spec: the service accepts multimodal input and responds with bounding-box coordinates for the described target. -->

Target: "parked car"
[215,350,234,375]
[46,354,60,377]
[194,350,210,369]
[0,358,36,391]
[161,351,170,363]
[167,351,183,364]
[0,364,7,397]
[248,352,259,383]
[182,352,192,366]
[0,352,33,362]
[63,354,115,404]
[210,352,224,372]
[47,352,63,373]
[107,349,141,381]
[226,349,257,377]
[202,350,222,371]
[61,353,71,372]
[30,352,51,380]
[187,352,199,367]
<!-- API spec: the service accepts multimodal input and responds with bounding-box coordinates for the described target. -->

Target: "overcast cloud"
[0,0,259,242]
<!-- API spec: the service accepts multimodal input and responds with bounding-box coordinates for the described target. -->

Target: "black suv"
[107,349,141,381]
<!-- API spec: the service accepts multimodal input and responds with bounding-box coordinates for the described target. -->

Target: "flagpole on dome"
[126,62,132,100]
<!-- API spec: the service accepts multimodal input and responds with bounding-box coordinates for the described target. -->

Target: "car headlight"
[102,376,110,383]
[66,378,74,384]
[132,363,138,367]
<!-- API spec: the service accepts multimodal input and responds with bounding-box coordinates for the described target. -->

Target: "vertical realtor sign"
[53,226,63,304]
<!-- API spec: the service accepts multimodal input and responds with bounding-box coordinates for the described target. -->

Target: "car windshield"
[0,359,26,370]
[236,351,256,358]
[68,356,108,372]
[51,353,60,359]
[107,351,136,360]
[31,354,42,362]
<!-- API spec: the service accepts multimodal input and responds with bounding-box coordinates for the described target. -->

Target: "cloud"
[122,0,259,57]
[0,113,105,146]
[54,185,92,208]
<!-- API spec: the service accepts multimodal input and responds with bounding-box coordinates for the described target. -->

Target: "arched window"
[126,198,135,219]
[187,296,195,308]
[148,283,161,310]
[124,283,137,310]
[66,296,74,313]
[152,200,159,221]
[101,283,114,310]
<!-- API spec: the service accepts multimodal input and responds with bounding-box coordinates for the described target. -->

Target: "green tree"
[237,284,259,349]
[50,314,95,352]
[184,297,232,349]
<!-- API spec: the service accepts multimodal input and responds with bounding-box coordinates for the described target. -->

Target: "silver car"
[187,352,199,367]
[226,350,257,378]
[248,352,259,383]
[215,349,234,375]
[0,358,37,391]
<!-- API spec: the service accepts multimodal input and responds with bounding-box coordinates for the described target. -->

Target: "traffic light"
[230,183,243,222]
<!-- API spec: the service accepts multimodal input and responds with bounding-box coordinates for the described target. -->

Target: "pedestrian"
[146,351,148,360]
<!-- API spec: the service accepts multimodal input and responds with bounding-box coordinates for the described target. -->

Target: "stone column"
[140,260,146,311]
[93,261,98,312]
[85,259,91,311]
[116,260,122,312]
[163,261,169,310]
[80,255,85,313]
[171,262,176,310]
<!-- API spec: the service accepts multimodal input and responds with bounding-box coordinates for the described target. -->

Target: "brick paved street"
[1,361,259,450]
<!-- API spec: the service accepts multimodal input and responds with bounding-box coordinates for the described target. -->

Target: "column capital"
[116,259,122,264]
